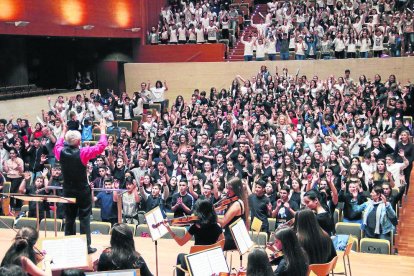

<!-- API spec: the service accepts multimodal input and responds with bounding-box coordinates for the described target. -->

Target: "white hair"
[65,130,81,146]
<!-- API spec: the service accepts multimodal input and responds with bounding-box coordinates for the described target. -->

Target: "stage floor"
[0,229,413,275]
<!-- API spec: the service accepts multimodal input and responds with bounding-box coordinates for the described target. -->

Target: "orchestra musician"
[217,177,249,251]
[270,228,308,276]
[163,199,224,276]
[1,227,52,276]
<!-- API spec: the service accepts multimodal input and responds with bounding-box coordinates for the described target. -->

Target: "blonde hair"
[65,130,81,146]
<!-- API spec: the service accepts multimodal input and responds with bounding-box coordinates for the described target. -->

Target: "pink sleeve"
[80,134,108,165]
[54,138,65,161]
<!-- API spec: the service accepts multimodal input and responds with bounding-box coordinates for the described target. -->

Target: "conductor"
[54,119,107,254]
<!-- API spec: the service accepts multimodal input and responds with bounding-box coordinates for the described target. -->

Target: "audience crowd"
[0,64,413,275]
[148,0,413,60]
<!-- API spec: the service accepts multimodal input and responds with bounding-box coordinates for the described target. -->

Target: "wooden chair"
[334,237,355,276]
[308,256,338,276]
[189,239,225,254]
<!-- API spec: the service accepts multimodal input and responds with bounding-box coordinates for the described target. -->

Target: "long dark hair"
[246,248,273,276]
[295,209,334,264]
[108,223,141,269]
[227,177,250,227]
[274,228,308,276]
[193,199,217,226]
[1,227,38,267]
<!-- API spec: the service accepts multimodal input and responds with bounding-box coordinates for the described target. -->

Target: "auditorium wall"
[125,57,414,102]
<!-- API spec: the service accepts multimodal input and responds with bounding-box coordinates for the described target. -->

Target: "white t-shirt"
[242,40,254,56]
[150,87,166,102]
[196,28,205,43]
[373,35,384,51]
[387,163,406,187]
[255,44,265,59]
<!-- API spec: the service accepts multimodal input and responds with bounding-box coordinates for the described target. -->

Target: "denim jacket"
[351,200,396,235]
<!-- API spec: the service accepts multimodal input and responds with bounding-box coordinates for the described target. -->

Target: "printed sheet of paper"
[145,206,168,241]
[186,246,229,276]
[40,235,88,270]
[230,218,254,255]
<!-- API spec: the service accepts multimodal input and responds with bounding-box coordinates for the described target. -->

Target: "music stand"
[5,193,76,237]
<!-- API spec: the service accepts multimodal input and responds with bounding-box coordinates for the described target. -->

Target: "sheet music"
[145,206,168,241]
[230,219,254,255]
[41,236,88,270]
[187,247,229,276]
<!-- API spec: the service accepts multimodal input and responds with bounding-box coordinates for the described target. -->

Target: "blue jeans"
[268,54,276,60]
[343,218,363,225]
[244,55,253,61]
[295,54,305,60]
[280,52,289,60]
[360,52,369,58]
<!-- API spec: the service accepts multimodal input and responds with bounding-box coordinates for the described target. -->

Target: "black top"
[171,192,193,218]
[338,190,366,220]
[273,257,308,276]
[223,199,244,250]
[97,249,152,276]
[316,211,335,235]
[273,199,299,224]
[248,194,270,231]
[60,146,88,193]
[188,223,222,245]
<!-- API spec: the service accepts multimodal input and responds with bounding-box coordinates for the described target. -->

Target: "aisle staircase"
[394,169,414,256]
[228,4,268,62]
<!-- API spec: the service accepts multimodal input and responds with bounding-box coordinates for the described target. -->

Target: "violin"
[152,215,199,228]
[269,251,284,265]
[214,196,239,211]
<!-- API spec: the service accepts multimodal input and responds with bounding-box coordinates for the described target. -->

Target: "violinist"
[171,179,193,218]
[1,227,52,276]
[163,199,224,276]
[271,228,309,276]
[217,177,249,251]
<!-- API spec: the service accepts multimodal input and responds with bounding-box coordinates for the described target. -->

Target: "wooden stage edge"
[0,229,413,275]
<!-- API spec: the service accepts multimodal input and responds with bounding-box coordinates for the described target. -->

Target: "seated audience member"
[270,228,308,276]
[351,186,397,241]
[1,227,52,276]
[97,223,152,275]
[246,248,273,276]
[295,209,337,265]
[164,199,224,276]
